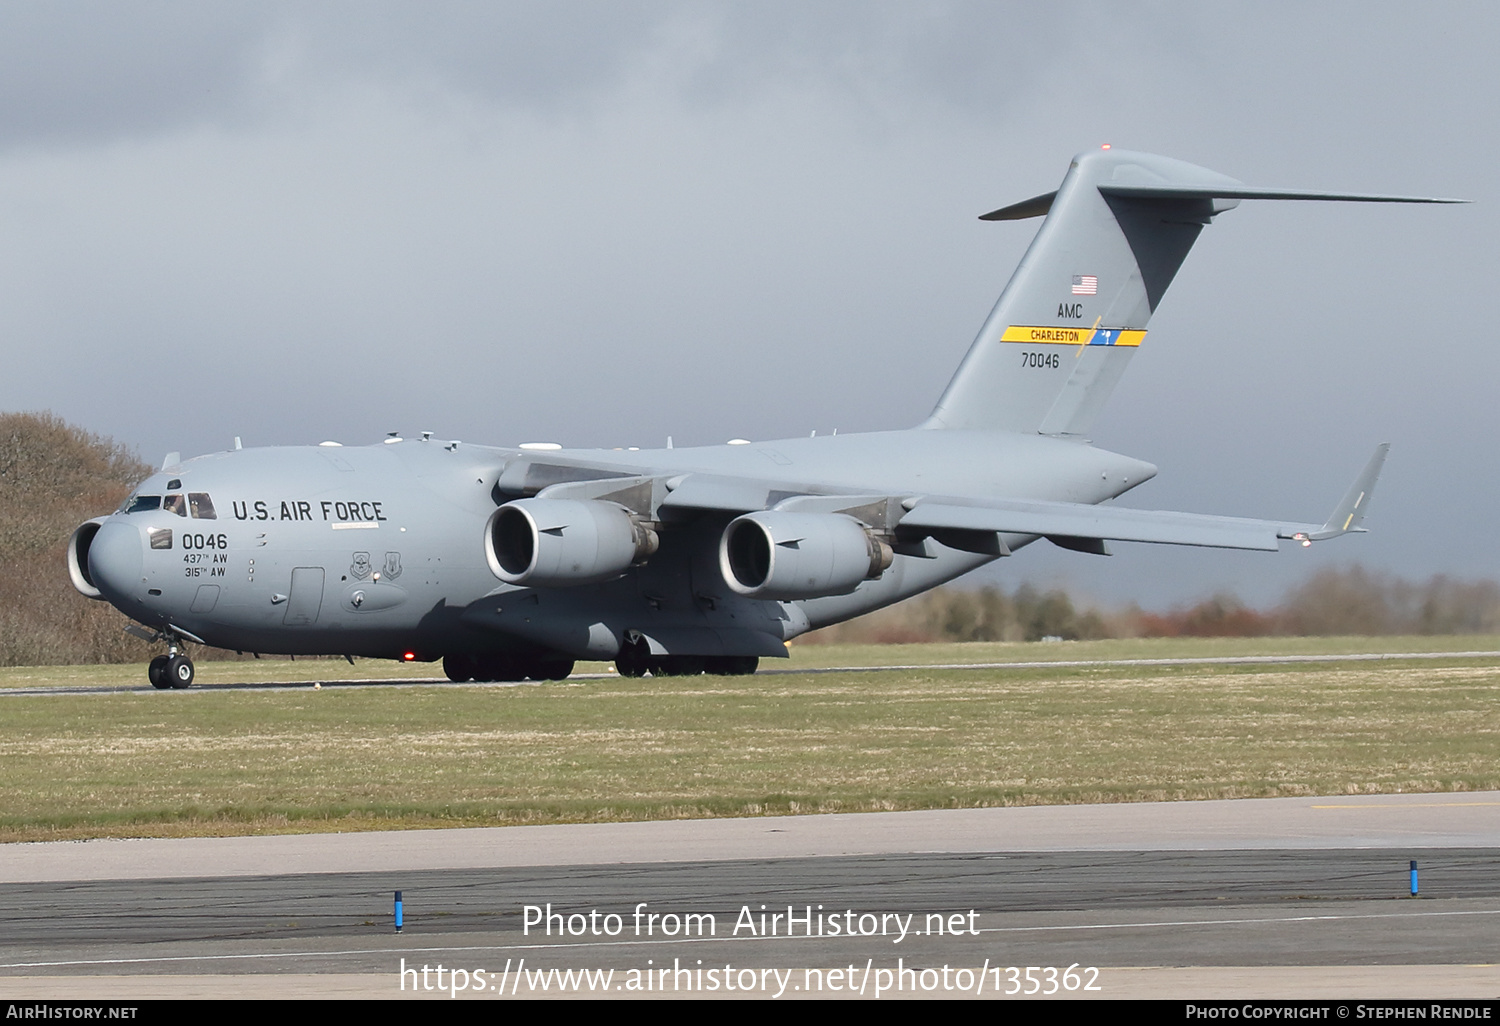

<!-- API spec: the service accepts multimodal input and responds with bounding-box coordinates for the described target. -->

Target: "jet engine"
[485,498,659,587]
[719,511,893,600]
[67,518,107,599]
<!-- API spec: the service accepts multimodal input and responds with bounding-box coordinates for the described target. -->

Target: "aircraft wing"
[898,498,1298,552]
[652,444,1389,554]
[900,443,1389,553]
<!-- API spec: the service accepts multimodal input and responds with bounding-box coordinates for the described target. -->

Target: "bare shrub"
[0,412,154,665]
[803,566,1500,645]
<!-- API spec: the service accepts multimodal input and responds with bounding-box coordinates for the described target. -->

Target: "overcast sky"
[0,2,1491,607]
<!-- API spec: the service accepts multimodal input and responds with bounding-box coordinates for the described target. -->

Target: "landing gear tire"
[477,654,525,682]
[652,655,704,677]
[615,636,650,678]
[529,659,575,682]
[443,654,478,683]
[705,656,758,676]
[148,655,171,689]
[166,655,195,689]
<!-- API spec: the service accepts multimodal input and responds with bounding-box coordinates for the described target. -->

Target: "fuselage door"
[283,567,325,626]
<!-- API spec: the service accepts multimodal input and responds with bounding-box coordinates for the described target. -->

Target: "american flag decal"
[1072,274,1098,295]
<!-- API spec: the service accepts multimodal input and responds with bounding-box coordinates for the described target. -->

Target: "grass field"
[2,636,1498,843]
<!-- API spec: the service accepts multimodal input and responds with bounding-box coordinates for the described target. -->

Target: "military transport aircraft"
[67,148,1458,688]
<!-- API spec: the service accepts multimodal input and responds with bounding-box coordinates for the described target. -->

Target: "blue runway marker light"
[1410,861,1418,897]
[395,890,403,932]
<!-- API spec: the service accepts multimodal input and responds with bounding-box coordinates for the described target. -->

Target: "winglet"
[1298,444,1390,542]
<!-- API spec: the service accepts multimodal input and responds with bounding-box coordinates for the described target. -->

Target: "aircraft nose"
[87,520,144,600]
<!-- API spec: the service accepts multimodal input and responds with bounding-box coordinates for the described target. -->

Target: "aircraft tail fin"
[925,149,1462,435]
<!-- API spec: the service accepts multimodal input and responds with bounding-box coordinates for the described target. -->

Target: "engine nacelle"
[486,498,658,587]
[719,511,893,600]
[67,518,108,599]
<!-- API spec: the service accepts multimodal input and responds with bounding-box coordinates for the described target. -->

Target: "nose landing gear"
[127,623,205,690]
[144,639,195,689]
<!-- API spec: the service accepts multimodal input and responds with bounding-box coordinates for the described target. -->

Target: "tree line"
[0,412,156,665]
[802,568,1500,645]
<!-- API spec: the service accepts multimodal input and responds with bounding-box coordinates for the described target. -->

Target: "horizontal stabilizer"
[1097,184,1467,205]
[978,191,1058,221]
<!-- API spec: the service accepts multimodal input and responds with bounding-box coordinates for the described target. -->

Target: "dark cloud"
[0,2,268,148]
[0,1,677,149]
[0,3,1171,149]
[0,1,1490,606]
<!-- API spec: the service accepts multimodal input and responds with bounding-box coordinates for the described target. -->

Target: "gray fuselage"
[79,428,1153,662]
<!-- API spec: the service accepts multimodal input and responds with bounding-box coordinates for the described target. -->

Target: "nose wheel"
[147,646,195,689]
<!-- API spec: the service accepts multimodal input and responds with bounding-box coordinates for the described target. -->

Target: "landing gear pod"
[485,498,659,587]
[719,511,893,600]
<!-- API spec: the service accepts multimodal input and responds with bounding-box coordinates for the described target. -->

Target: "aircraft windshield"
[118,492,215,518]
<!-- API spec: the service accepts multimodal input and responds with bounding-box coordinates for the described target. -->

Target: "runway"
[2,793,1498,999]
[5,648,1499,696]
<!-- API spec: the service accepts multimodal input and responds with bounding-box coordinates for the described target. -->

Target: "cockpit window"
[188,493,216,520]
[163,494,188,517]
[123,495,162,514]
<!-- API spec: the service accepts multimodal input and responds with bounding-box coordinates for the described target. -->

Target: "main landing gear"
[614,637,758,678]
[147,644,195,689]
[442,652,575,683]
